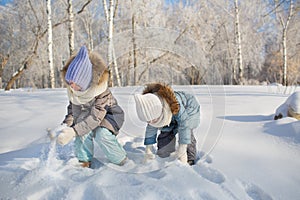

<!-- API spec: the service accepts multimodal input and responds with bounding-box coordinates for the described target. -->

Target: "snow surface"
[275,92,300,117]
[0,85,299,200]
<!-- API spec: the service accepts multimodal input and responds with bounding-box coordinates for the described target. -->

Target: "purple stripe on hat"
[65,46,93,91]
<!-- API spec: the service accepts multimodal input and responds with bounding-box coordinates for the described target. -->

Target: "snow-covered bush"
[274,92,300,120]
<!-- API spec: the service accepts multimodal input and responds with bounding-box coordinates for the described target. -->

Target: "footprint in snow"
[146,170,167,179]
[198,151,213,164]
[243,182,273,200]
[193,164,226,184]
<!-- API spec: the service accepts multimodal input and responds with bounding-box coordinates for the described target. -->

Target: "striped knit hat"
[65,46,92,91]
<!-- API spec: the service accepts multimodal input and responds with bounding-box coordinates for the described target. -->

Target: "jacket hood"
[143,83,180,115]
[62,51,109,88]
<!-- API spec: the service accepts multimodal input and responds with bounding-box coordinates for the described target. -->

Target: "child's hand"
[57,127,76,146]
[177,144,188,164]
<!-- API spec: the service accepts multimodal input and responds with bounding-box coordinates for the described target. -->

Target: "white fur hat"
[134,93,163,122]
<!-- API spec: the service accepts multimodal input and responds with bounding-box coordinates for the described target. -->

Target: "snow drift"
[0,85,299,200]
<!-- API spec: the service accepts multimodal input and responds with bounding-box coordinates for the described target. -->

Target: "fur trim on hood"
[143,83,180,115]
[62,51,108,88]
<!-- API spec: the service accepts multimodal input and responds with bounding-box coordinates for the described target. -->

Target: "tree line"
[0,0,299,90]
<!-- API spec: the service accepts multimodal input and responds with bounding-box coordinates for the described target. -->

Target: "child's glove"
[57,127,76,146]
[143,145,155,163]
[47,128,56,140]
[177,144,188,164]
[47,124,67,140]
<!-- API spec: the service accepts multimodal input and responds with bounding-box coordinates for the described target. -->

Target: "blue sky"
[0,0,186,6]
[0,0,12,6]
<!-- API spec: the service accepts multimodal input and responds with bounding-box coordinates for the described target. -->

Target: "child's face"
[69,81,82,91]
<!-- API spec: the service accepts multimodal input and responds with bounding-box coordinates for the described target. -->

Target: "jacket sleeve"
[175,92,200,144]
[73,96,108,136]
[176,100,191,144]
[144,124,158,145]
[62,102,74,127]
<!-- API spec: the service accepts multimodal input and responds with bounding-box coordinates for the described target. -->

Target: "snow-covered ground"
[0,85,299,200]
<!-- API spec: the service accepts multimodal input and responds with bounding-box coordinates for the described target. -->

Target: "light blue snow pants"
[74,127,126,165]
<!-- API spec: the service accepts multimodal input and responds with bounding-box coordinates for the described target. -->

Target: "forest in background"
[0,0,299,90]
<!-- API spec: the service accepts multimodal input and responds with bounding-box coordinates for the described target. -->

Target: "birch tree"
[234,0,244,84]
[68,0,75,56]
[4,0,92,90]
[130,0,137,85]
[103,0,121,86]
[2,0,298,88]
[4,0,46,90]
[68,0,93,56]
[265,0,297,86]
[46,0,55,88]
[279,0,294,86]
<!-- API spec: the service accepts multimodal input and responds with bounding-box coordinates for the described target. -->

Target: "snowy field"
[0,85,299,200]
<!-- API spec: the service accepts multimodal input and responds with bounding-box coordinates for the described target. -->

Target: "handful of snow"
[274,92,300,120]
[46,124,67,140]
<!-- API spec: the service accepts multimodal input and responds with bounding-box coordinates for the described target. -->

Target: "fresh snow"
[0,85,299,200]
[275,91,300,118]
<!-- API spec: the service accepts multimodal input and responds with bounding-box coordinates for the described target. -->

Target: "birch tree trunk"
[234,0,244,84]
[103,0,109,22]
[68,0,75,56]
[46,0,55,88]
[282,28,288,86]
[108,0,114,86]
[112,45,121,86]
[111,0,120,86]
[281,0,294,86]
[103,0,121,87]
[131,0,137,85]
[68,0,93,55]
[270,0,295,86]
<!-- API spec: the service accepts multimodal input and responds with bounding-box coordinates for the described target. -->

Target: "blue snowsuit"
[141,83,200,162]
[144,91,200,145]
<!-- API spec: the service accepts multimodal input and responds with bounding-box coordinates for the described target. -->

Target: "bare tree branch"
[4,0,94,90]
[77,0,93,14]
[263,0,285,17]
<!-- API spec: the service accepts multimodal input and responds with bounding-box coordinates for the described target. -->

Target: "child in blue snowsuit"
[134,83,200,165]
[57,46,127,167]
